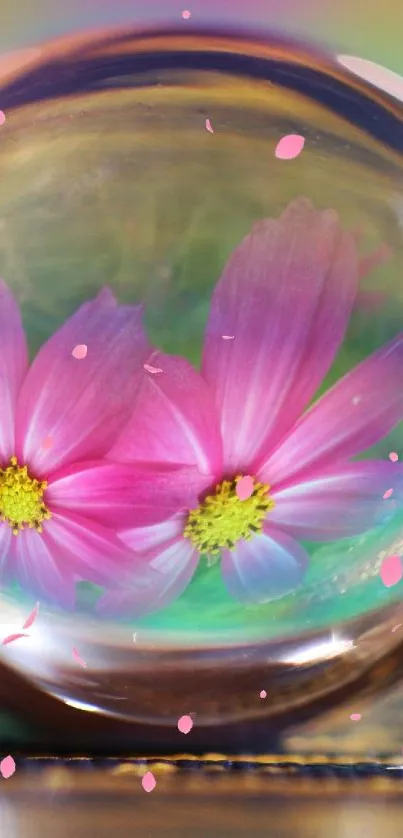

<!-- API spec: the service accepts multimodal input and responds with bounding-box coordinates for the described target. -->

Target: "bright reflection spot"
[279,634,354,665]
[338,55,403,102]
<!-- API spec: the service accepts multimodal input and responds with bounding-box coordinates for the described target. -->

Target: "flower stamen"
[183,475,274,555]
[0,456,51,535]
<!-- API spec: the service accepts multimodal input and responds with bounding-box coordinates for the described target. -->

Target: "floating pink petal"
[389,452,399,462]
[205,118,214,134]
[72,647,87,668]
[236,475,254,501]
[260,690,267,699]
[142,771,156,792]
[72,343,88,360]
[383,488,394,499]
[177,714,194,734]
[0,755,16,779]
[22,602,39,629]
[380,555,403,588]
[181,9,191,19]
[275,134,305,160]
[350,713,362,721]
[144,363,163,374]
[2,633,29,646]
[221,335,234,340]
[0,110,5,126]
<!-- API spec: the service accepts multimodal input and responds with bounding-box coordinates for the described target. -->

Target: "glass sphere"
[0,27,403,728]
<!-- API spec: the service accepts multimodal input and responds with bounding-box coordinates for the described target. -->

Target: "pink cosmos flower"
[0,284,160,607]
[99,198,403,617]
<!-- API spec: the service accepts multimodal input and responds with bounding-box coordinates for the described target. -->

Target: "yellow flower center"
[0,456,51,535]
[183,475,275,555]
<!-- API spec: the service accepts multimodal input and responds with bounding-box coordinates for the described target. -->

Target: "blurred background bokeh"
[0,0,402,73]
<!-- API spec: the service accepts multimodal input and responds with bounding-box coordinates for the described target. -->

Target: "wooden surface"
[2,760,403,837]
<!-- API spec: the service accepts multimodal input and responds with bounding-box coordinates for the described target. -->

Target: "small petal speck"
[236,475,254,501]
[72,647,87,668]
[205,118,214,134]
[383,488,394,499]
[275,134,305,160]
[0,111,6,126]
[181,9,191,19]
[0,756,16,779]
[260,690,267,699]
[178,714,193,734]
[350,713,362,721]
[72,344,88,360]
[144,363,163,374]
[2,633,29,646]
[389,452,399,462]
[142,771,157,792]
[222,335,234,340]
[380,554,403,588]
[23,602,39,630]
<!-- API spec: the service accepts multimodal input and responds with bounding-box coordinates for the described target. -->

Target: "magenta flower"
[0,284,160,607]
[99,198,403,618]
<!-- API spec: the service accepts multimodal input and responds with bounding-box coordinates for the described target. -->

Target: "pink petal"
[202,198,359,472]
[48,460,208,529]
[260,331,403,486]
[380,554,403,587]
[2,633,29,646]
[98,534,198,618]
[15,289,151,475]
[0,281,28,461]
[22,601,39,629]
[275,134,305,160]
[221,527,308,604]
[110,350,222,476]
[269,461,398,541]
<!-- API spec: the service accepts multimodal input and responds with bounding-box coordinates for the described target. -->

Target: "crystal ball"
[0,28,403,727]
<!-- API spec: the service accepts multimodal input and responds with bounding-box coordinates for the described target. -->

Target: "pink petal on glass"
[380,555,403,588]
[275,134,305,160]
[15,288,151,475]
[260,690,267,699]
[0,281,29,461]
[0,756,16,779]
[269,461,398,541]
[260,331,403,487]
[178,715,193,734]
[205,118,214,133]
[383,488,394,499]
[389,452,399,462]
[71,343,87,360]
[111,350,222,476]
[0,111,6,125]
[22,602,39,629]
[350,713,362,721]
[202,198,359,472]
[221,527,308,604]
[142,771,156,792]
[2,633,29,646]
[236,475,254,501]
[72,647,87,668]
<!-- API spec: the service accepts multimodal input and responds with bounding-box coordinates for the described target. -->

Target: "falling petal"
[260,690,267,699]
[142,771,157,792]
[2,633,29,646]
[350,713,362,721]
[389,452,399,462]
[236,475,254,501]
[0,755,16,779]
[205,118,214,134]
[181,9,191,19]
[380,554,403,588]
[0,111,5,126]
[144,363,163,374]
[178,715,194,734]
[275,134,305,160]
[71,344,88,360]
[72,647,87,668]
[22,602,39,629]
